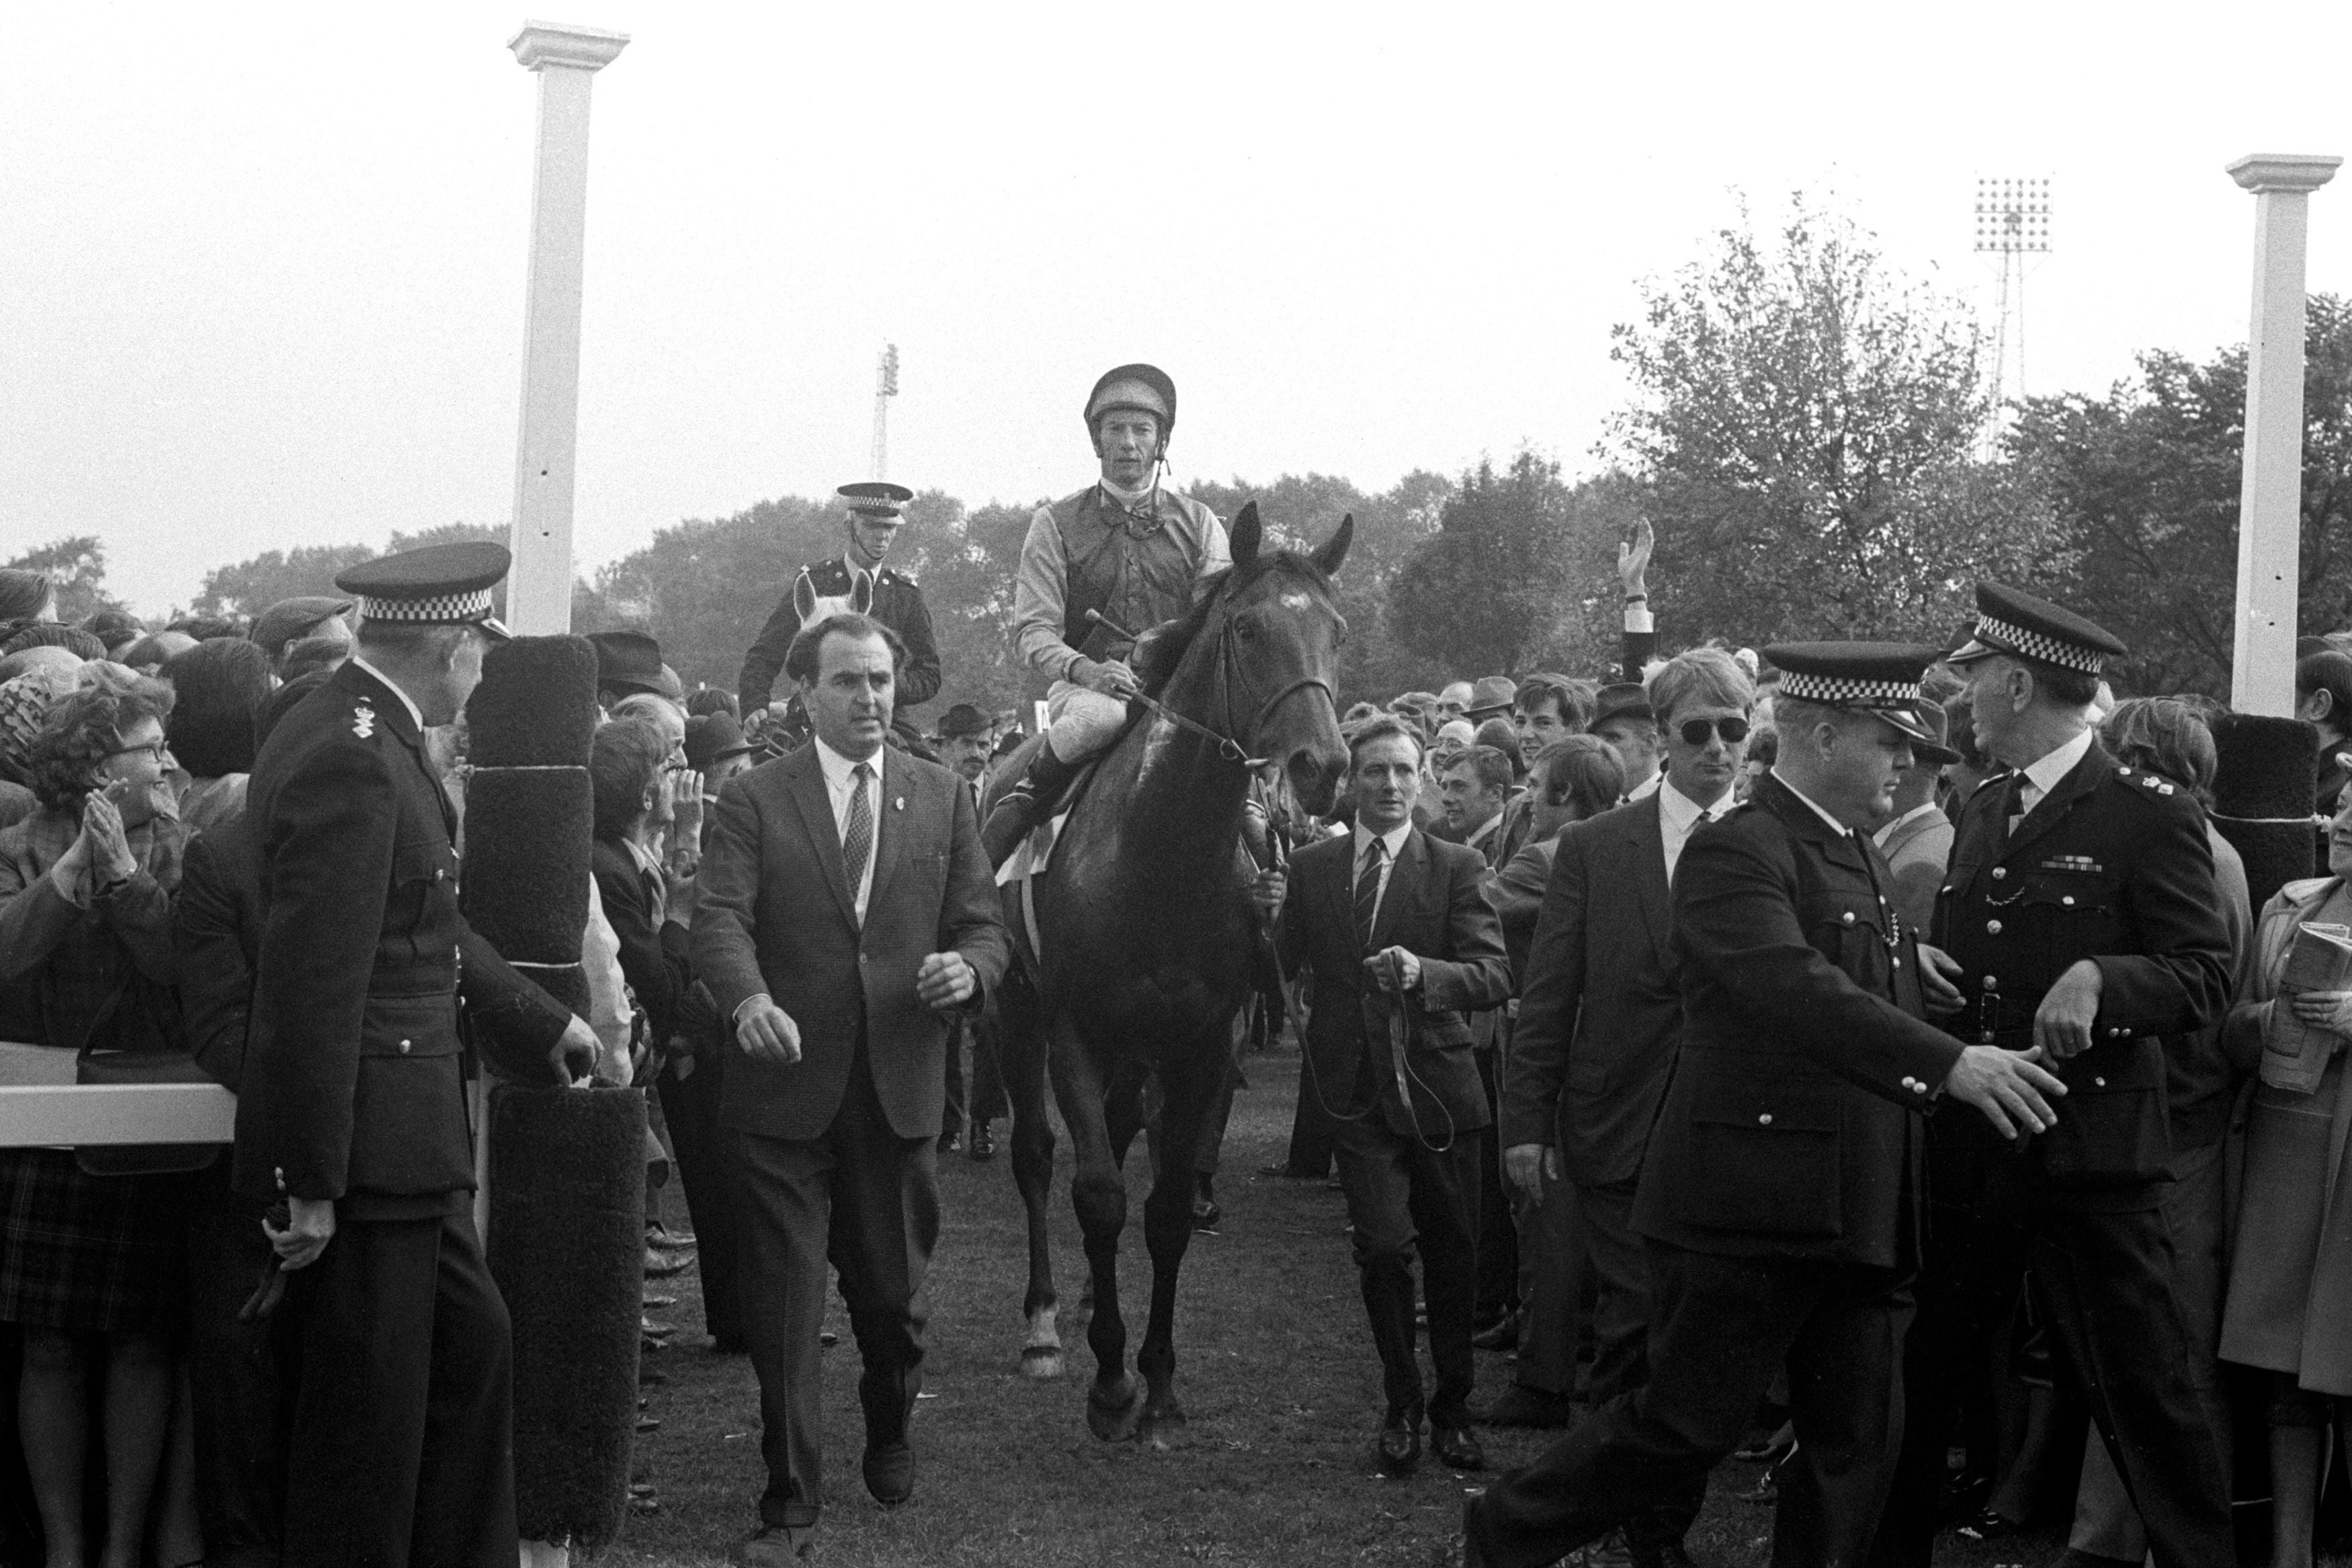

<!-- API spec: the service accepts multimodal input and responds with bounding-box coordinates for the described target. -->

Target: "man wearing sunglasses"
[1477,646,1757,1563]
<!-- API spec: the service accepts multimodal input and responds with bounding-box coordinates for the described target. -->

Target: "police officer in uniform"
[1465,644,2065,1568]
[235,541,599,1567]
[1876,584,2236,1568]
[737,481,943,726]
[984,362,1229,863]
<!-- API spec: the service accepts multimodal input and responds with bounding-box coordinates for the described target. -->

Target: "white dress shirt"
[1349,818,1414,932]
[2015,727,2096,819]
[1658,777,1736,884]
[814,738,884,926]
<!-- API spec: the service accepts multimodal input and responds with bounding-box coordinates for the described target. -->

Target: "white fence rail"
[0,1043,237,1146]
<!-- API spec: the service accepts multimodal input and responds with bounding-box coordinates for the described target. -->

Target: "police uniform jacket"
[738,559,942,716]
[231,661,573,1220]
[1933,736,2233,1209]
[1632,774,1962,1269]
[1275,828,1512,1141]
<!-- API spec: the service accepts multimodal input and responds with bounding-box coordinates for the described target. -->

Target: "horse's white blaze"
[1279,591,1312,610]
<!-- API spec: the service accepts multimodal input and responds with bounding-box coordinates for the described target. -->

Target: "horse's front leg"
[997,975,1062,1379]
[1134,1031,1230,1450]
[1048,1018,1137,1440]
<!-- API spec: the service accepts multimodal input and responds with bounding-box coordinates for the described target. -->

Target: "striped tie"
[843,763,875,904]
[1354,838,1387,952]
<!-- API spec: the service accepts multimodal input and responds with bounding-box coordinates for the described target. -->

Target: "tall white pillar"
[507,21,629,636]
[2228,153,2340,714]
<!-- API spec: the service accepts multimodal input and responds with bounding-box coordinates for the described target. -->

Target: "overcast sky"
[7,2,2351,615]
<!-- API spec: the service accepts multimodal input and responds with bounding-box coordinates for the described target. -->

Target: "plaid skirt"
[0,1147,192,1334]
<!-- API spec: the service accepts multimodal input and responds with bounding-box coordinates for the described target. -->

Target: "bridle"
[1087,595,1335,769]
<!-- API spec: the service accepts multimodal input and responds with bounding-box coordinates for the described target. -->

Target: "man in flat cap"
[249,595,355,677]
[1466,642,2066,1568]
[986,363,1229,863]
[1876,584,2236,1568]
[236,541,599,1565]
[737,482,943,734]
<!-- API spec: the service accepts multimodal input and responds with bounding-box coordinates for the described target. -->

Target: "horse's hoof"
[1138,1410,1191,1452]
[1086,1382,1140,1442]
[1019,1348,1064,1381]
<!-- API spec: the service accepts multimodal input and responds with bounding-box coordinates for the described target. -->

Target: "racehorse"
[989,501,1352,1446]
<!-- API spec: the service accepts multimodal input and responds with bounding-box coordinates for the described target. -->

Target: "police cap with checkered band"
[335,541,512,640]
[1763,642,1949,750]
[1944,582,2126,677]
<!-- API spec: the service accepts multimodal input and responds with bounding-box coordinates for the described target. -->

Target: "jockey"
[984,363,1231,865]
[736,480,944,722]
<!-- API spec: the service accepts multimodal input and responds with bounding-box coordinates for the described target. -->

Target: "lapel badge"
[352,703,376,739]
[894,796,905,811]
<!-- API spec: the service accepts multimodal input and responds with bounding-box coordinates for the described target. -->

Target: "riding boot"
[983,744,1081,868]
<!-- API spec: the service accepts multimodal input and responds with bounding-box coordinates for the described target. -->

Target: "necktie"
[843,763,874,905]
[1355,838,1388,952]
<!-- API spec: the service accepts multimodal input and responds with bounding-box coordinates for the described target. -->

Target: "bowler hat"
[938,702,992,739]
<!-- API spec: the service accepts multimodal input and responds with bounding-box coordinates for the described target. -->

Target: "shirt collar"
[1352,818,1413,864]
[1874,801,1945,846]
[2021,727,2096,800]
[1658,775,1732,833]
[1465,813,1499,847]
[345,655,424,732]
[1771,767,1855,836]
[621,835,663,881]
[814,736,884,789]
[842,552,878,584]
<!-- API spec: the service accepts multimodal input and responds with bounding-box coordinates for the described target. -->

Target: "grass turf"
[610,1051,2075,1567]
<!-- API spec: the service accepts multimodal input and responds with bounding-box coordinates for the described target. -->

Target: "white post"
[507,21,629,636]
[2227,153,2341,715]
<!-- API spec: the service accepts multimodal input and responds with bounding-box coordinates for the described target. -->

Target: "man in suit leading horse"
[1253,713,1513,1477]
[693,611,1009,1565]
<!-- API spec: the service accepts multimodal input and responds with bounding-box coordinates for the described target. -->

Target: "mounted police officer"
[1877,583,2237,1568]
[235,541,599,1567]
[737,481,944,728]
[984,363,1230,864]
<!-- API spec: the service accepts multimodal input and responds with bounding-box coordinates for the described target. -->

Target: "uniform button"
[2061,895,2075,907]
[1757,1113,1773,1126]
[1983,976,1999,990]
[2093,1076,2107,1088]
[1900,1076,1915,1090]
[1842,912,1856,926]
[1992,867,2007,880]
[398,1039,413,1055]
[1913,1081,1929,1094]
[1986,920,2003,935]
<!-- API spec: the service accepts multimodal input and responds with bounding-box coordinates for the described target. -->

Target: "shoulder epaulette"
[2113,765,2179,799]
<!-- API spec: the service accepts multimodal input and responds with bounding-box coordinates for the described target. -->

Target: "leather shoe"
[862,1440,913,1506]
[1430,1424,1484,1471]
[741,1524,813,1564]
[1470,1315,1519,1352]
[968,1121,995,1160]
[1473,1384,1579,1428]
[644,1248,691,1278]
[1376,1411,1421,1475]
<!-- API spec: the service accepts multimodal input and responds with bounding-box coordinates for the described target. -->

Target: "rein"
[1084,600,1335,770]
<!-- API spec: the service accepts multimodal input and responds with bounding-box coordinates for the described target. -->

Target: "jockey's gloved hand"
[1071,657,1142,699]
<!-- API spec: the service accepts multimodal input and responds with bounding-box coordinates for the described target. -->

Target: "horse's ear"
[1230,501,1261,568]
[1311,513,1354,577]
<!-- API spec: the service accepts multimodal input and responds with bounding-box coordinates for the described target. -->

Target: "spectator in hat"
[935,703,995,805]
[685,711,759,814]
[118,631,197,673]
[249,596,355,676]
[1869,703,1961,934]
[79,609,144,660]
[589,630,674,712]
[1464,677,1518,728]
[1589,683,1659,798]
[278,632,351,683]
[1,624,106,661]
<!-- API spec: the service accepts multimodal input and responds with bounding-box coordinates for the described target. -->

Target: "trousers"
[280,1209,516,1568]
[1331,1110,1483,1426]
[1043,681,1129,764]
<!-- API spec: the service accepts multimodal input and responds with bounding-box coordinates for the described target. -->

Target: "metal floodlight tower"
[1974,177,2052,425]
[871,343,900,480]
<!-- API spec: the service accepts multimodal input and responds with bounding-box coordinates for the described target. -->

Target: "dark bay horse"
[989,501,1352,1446]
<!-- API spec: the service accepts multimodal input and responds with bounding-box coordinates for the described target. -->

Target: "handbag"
[73,974,220,1178]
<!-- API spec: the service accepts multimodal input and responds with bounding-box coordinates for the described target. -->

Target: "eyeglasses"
[106,742,173,767]
[1677,717,1751,747]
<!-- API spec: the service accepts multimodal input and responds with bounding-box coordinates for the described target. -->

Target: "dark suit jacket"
[591,834,701,1049]
[737,561,942,715]
[1503,793,1686,1190]
[1276,828,1511,1139]
[1934,738,2232,1204]
[1632,775,1963,1268]
[233,662,572,1217]
[692,742,1008,1142]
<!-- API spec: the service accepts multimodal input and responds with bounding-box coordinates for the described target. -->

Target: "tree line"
[13,198,2352,711]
